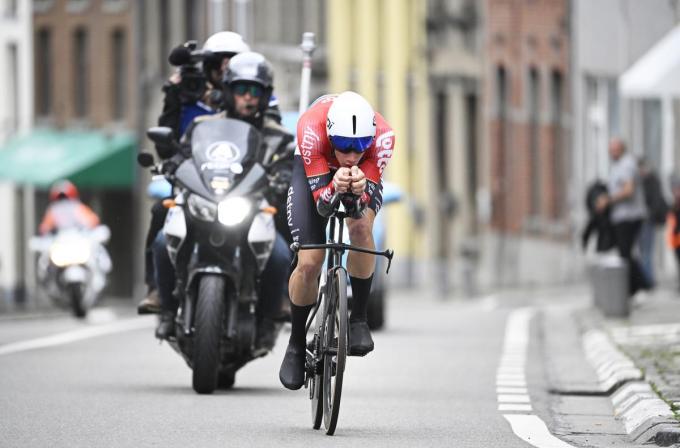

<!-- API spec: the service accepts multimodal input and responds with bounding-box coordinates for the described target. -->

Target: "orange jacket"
[39,200,100,235]
[666,210,680,249]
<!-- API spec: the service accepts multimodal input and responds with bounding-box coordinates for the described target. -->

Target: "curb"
[582,327,680,446]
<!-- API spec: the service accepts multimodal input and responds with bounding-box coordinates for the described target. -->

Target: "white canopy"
[619,24,680,98]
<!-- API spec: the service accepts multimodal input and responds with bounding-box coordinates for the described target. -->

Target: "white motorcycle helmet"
[326,91,376,153]
[202,31,250,79]
[202,31,250,55]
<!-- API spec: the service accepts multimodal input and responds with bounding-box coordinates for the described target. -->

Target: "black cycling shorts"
[287,155,383,245]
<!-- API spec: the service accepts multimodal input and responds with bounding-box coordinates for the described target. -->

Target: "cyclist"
[279,91,395,390]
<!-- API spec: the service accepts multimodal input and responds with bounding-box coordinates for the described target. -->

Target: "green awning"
[0,129,137,188]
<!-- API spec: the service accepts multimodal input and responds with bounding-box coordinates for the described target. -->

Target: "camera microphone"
[168,46,192,66]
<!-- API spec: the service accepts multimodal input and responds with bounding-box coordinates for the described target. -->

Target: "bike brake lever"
[384,249,394,274]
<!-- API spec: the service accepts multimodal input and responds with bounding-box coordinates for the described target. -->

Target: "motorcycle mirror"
[146,127,175,145]
[137,152,155,168]
[92,225,111,244]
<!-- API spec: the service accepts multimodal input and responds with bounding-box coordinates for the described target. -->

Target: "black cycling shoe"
[155,312,176,340]
[349,320,374,356]
[279,343,306,390]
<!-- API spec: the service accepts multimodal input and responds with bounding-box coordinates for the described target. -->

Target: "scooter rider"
[39,180,100,235]
[153,52,294,352]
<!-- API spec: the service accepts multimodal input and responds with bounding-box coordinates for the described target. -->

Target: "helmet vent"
[352,115,357,135]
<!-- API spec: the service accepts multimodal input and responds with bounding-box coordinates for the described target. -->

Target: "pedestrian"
[596,138,650,297]
[666,174,680,291]
[638,157,669,288]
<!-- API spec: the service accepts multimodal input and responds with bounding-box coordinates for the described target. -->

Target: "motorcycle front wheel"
[68,283,86,319]
[192,274,225,394]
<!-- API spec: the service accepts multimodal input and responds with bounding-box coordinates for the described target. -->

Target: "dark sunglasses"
[232,83,264,98]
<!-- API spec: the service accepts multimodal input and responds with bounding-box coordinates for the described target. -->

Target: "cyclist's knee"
[295,251,324,281]
[348,219,373,245]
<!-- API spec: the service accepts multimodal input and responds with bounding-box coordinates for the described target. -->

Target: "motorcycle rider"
[138,31,251,314]
[153,52,294,353]
[279,91,395,390]
[39,180,100,235]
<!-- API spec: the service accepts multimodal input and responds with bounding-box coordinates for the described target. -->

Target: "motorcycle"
[143,117,286,394]
[30,225,112,318]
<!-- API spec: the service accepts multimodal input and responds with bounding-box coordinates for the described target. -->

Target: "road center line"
[0,316,155,356]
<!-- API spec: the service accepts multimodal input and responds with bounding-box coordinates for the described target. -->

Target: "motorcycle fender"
[164,206,187,240]
[247,211,275,273]
[63,265,87,283]
[187,267,239,295]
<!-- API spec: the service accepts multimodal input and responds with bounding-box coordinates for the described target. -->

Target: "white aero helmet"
[326,91,376,153]
[202,31,250,55]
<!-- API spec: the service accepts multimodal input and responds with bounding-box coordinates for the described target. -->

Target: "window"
[7,43,19,134]
[528,68,540,217]
[73,27,89,118]
[551,70,564,219]
[111,29,126,120]
[494,66,509,228]
[35,27,52,117]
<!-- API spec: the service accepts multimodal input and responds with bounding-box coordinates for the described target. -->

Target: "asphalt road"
[0,290,561,447]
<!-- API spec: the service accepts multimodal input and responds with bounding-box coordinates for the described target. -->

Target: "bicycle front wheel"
[323,269,348,435]
[310,290,325,430]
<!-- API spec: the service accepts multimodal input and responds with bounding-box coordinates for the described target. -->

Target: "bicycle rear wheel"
[323,269,348,435]
[309,290,325,429]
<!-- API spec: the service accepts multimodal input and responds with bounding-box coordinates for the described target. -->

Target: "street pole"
[299,32,316,115]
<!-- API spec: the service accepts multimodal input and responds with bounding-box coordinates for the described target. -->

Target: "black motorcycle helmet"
[222,51,274,121]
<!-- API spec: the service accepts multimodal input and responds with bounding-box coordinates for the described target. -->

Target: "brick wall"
[33,0,137,129]
[484,0,570,235]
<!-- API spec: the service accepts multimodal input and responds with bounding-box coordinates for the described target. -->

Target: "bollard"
[589,255,630,318]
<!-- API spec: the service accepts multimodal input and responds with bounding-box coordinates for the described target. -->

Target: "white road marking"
[499,404,533,412]
[497,308,577,447]
[504,415,575,448]
[497,387,528,394]
[498,394,531,403]
[0,316,155,356]
[497,380,527,387]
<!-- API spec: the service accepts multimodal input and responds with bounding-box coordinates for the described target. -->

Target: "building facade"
[426,0,483,295]
[480,0,572,286]
[0,0,33,307]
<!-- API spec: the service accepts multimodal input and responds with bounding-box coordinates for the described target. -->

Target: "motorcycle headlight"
[217,197,252,226]
[187,194,217,222]
[50,241,91,267]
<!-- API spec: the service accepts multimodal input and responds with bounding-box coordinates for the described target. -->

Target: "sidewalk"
[543,285,680,446]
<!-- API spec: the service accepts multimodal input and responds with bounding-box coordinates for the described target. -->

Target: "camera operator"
[159,31,251,142]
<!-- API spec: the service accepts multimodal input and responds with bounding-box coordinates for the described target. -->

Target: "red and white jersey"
[295,94,395,201]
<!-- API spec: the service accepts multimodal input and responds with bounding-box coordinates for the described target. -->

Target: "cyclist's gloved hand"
[342,192,369,219]
[316,185,340,218]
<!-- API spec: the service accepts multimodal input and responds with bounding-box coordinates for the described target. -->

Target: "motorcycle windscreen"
[190,118,263,194]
